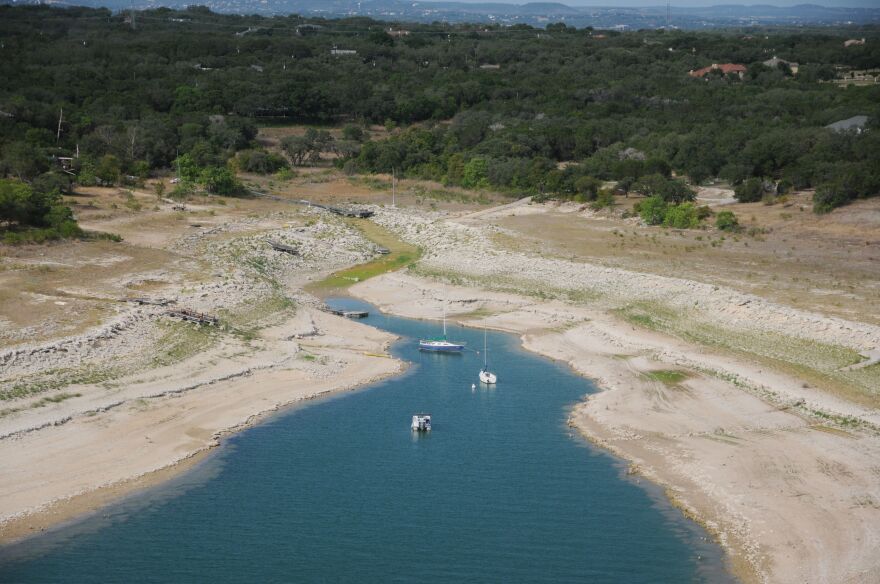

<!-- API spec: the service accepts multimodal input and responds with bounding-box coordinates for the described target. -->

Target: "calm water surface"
[0,298,734,583]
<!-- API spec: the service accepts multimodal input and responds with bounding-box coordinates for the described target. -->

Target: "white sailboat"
[419,302,464,352]
[479,327,497,384]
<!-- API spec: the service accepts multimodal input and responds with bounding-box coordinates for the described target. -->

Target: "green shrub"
[590,189,615,210]
[715,210,740,231]
[637,195,667,225]
[663,202,699,229]
[734,178,764,203]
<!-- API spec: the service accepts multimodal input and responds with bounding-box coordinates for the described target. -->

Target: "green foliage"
[637,196,668,225]
[716,210,740,231]
[200,166,243,196]
[282,128,334,166]
[462,157,489,188]
[0,5,879,213]
[342,124,365,142]
[0,178,82,242]
[813,161,880,213]
[575,176,603,201]
[663,202,700,229]
[235,149,288,174]
[590,189,615,210]
[633,174,696,204]
[734,178,766,203]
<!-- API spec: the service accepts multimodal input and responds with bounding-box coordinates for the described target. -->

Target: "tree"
[734,178,764,203]
[96,155,122,185]
[200,167,242,196]
[342,125,365,142]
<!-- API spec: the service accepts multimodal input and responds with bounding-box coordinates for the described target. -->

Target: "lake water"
[0,298,734,583]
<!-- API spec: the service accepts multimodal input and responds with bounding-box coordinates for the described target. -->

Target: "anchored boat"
[419,303,464,353]
[479,327,498,384]
[411,413,432,432]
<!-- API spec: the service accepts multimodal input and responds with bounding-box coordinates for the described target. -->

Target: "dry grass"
[494,193,880,327]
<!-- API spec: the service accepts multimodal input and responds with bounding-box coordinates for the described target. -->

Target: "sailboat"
[479,327,497,384]
[418,303,464,352]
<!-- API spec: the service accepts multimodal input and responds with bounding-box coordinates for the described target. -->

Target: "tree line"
[1,4,878,239]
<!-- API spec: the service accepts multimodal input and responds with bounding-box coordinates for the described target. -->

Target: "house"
[689,63,747,79]
[479,64,501,70]
[844,38,866,48]
[387,28,410,38]
[825,115,869,134]
[763,56,798,75]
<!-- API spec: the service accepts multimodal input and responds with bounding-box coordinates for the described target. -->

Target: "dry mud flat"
[353,203,880,584]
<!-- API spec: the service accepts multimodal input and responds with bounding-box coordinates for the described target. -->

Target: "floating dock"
[323,307,369,319]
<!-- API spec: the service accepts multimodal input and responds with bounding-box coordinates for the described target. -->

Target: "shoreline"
[0,308,404,547]
[350,271,880,584]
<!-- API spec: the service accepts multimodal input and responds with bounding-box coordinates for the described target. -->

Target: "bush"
[636,195,667,225]
[715,210,740,231]
[236,149,288,174]
[734,178,764,203]
[575,176,602,201]
[663,202,700,229]
[590,189,615,210]
[342,124,365,142]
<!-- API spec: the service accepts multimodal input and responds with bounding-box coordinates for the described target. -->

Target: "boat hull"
[419,340,464,352]
[479,370,497,384]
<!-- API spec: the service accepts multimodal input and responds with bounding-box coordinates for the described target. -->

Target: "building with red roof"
[689,63,747,79]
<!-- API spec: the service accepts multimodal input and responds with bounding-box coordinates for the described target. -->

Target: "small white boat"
[411,413,432,432]
[479,327,497,384]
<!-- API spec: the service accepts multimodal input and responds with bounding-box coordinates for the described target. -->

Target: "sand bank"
[352,272,880,584]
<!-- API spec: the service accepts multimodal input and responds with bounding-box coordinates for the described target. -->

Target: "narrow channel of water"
[0,298,734,583]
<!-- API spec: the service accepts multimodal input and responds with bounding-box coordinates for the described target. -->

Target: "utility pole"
[391,168,396,207]
[56,107,63,142]
[666,0,671,28]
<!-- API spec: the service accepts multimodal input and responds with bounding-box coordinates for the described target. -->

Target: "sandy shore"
[0,308,402,546]
[352,271,880,584]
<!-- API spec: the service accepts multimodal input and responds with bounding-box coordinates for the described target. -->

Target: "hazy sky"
[446,0,879,7]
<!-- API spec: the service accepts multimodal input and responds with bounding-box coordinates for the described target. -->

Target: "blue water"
[0,298,734,583]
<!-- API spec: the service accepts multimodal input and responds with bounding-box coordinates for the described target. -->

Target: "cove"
[0,298,734,583]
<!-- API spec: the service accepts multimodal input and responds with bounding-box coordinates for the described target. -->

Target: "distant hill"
[12,0,880,27]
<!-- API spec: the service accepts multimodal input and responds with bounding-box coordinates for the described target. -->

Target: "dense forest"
[1,5,879,238]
